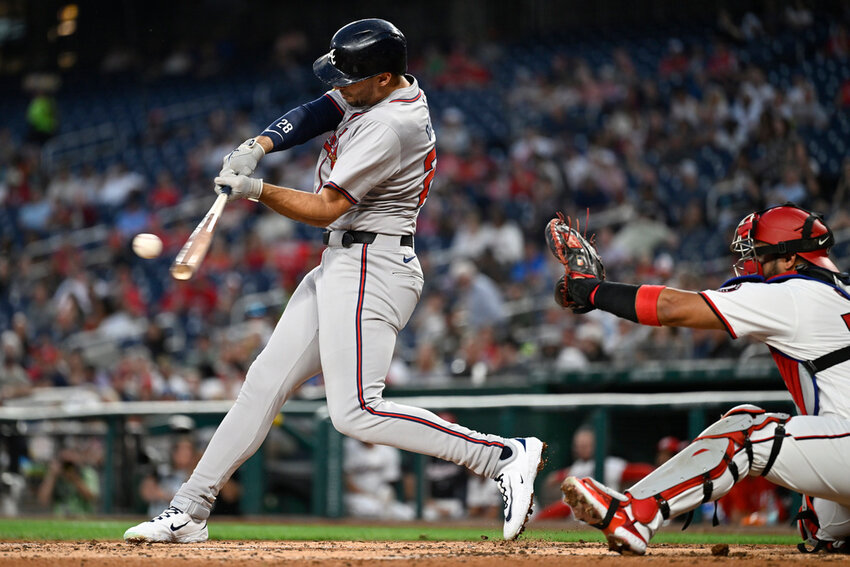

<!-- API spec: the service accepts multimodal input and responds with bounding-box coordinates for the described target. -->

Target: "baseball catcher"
[548,204,850,555]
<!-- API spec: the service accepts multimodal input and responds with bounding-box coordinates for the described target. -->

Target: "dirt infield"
[0,540,846,566]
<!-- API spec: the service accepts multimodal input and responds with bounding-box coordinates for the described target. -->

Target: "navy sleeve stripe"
[323,182,358,204]
[263,94,345,153]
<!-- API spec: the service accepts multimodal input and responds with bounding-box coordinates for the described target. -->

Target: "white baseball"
[132,233,163,259]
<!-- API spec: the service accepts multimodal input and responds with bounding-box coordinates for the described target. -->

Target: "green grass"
[0,518,799,545]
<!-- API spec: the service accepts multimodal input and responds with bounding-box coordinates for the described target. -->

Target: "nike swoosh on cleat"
[818,236,829,245]
[170,521,191,531]
[403,256,416,263]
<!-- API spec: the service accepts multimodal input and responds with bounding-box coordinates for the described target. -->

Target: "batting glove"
[221,137,265,176]
[214,173,263,202]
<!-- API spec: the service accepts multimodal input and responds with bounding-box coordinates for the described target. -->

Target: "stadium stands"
[1,7,849,403]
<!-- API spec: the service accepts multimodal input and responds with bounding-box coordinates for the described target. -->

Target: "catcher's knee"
[699,405,790,476]
[720,404,767,419]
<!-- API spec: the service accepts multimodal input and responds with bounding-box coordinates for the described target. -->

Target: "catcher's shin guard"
[618,405,789,542]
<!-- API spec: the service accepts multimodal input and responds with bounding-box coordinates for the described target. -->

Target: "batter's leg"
[124,268,323,543]
[318,245,506,477]
[172,268,324,519]
[317,244,544,539]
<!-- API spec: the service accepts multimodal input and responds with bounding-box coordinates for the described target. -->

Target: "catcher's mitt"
[545,213,605,312]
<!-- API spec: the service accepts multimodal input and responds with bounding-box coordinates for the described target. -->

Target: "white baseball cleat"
[123,506,208,543]
[496,437,546,540]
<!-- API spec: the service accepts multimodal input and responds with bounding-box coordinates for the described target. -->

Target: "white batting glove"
[214,173,263,202]
[221,138,266,176]
[214,167,236,199]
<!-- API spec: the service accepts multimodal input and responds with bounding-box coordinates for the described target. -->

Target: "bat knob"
[221,185,232,195]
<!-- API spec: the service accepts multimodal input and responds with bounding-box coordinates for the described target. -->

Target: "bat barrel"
[169,191,229,281]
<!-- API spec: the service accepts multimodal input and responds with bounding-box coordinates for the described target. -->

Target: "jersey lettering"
[418,147,436,207]
[843,313,850,332]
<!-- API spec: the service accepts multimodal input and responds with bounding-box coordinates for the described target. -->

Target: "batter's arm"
[255,135,274,154]
[258,94,345,154]
[258,181,353,227]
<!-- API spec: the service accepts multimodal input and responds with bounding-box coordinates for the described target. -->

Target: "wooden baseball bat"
[170,191,228,281]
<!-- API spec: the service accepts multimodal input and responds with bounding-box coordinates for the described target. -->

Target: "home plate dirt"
[0,540,846,566]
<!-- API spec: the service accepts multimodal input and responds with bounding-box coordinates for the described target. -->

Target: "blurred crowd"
[2,5,850,408]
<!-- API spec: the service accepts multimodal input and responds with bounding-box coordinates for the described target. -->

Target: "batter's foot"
[560,476,648,555]
[496,437,546,540]
[124,506,208,543]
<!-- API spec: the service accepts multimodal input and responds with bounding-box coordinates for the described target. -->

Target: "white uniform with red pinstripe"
[562,271,850,553]
[699,273,850,547]
[568,272,850,551]
[167,76,516,522]
[702,274,850,418]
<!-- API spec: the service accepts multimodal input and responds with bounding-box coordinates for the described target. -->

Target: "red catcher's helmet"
[730,203,837,276]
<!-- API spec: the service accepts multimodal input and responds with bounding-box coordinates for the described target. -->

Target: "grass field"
[0,518,799,545]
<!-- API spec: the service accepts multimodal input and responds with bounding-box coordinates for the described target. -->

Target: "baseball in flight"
[132,233,163,259]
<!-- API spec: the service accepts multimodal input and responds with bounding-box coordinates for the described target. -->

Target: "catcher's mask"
[730,202,837,276]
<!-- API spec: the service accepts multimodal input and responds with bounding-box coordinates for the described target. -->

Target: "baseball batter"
[550,204,850,554]
[124,19,544,544]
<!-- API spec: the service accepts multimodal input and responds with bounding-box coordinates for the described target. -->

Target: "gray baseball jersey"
[319,79,436,235]
[169,77,510,522]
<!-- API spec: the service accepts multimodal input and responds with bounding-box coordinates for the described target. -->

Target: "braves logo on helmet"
[313,19,407,87]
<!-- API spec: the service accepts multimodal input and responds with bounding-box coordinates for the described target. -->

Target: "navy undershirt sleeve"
[261,94,344,152]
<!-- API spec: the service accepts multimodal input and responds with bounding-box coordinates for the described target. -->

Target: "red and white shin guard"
[563,405,790,555]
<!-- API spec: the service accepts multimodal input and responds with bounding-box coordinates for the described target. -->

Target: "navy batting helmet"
[313,18,407,87]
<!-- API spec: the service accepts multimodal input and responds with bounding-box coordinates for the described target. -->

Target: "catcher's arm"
[546,213,723,329]
[656,290,725,329]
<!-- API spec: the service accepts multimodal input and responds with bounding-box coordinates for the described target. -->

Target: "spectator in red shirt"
[659,39,690,79]
[706,39,739,80]
[150,171,181,209]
